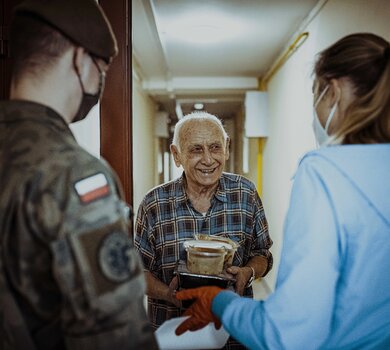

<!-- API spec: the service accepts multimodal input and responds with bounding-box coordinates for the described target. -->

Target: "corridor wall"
[132,74,157,217]
[261,0,390,293]
[70,105,100,159]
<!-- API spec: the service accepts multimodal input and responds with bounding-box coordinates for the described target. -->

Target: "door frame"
[98,0,133,206]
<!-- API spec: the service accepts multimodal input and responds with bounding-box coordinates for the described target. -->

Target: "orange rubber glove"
[175,286,223,336]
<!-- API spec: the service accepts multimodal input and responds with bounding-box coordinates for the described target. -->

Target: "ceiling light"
[194,103,204,110]
[161,12,243,44]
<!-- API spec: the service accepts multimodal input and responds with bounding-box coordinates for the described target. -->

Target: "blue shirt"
[213,145,390,349]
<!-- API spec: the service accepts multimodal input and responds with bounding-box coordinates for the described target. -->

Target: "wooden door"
[99,0,133,206]
[0,0,23,100]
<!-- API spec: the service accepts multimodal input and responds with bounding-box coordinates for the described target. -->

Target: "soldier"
[0,0,158,349]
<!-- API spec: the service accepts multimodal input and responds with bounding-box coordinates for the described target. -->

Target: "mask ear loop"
[314,85,329,108]
[90,56,106,99]
[324,102,338,132]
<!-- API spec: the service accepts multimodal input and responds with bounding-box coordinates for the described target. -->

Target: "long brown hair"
[314,33,390,144]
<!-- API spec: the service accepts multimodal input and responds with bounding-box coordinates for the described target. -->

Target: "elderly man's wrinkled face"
[172,120,229,190]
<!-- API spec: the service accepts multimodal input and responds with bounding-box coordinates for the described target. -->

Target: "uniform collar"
[0,100,71,134]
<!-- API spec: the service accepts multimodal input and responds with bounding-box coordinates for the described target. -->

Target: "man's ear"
[170,144,181,167]
[73,47,88,78]
[225,137,230,160]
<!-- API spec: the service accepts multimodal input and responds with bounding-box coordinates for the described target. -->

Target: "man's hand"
[167,276,181,307]
[175,286,223,335]
[226,266,253,295]
[144,272,182,307]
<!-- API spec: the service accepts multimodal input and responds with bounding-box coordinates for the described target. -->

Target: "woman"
[175,33,390,349]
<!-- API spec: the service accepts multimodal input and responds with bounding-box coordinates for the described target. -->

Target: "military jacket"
[0,100,158,350]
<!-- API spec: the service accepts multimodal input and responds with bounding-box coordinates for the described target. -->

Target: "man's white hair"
[171,112,228,152]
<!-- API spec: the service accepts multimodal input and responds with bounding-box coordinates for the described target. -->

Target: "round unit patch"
[99,231,132,282]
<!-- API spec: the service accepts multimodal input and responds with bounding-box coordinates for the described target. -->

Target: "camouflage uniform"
[0,100,158,349]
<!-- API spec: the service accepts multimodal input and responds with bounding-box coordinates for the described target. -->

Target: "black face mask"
[72,56,105,123]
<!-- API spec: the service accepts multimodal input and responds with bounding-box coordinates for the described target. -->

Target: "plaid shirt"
[135,172,273,329]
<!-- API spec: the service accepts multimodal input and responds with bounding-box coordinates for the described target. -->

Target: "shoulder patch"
[74,173,110,204]
[99,231,132,283]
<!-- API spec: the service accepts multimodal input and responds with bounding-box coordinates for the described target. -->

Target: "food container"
[194,234,239,268]
[175,260,236,289]
[183,240,227,275]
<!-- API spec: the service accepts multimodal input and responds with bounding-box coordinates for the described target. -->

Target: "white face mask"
[312,85,338,147]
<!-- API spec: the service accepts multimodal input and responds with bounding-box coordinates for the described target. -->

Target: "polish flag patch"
[74,173,110,204]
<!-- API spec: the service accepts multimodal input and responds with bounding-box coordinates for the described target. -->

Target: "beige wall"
[234,108,244,174]
[246,138,259,187]
[132,74,157,216]
[70,104,100,158]
[261,0,390,293]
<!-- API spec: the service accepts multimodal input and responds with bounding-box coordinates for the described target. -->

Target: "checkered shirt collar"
[173,172,228,207]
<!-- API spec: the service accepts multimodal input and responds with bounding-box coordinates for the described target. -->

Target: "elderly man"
[135,111,273,349]
[0,0,157,349]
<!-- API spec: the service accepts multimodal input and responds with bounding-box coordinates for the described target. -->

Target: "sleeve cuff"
[211,290,239,320]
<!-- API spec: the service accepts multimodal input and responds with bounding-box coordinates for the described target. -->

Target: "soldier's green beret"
[14,0,118,63]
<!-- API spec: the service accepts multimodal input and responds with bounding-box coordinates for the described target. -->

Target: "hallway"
[1,0,389,348]
[130,0,390,296]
